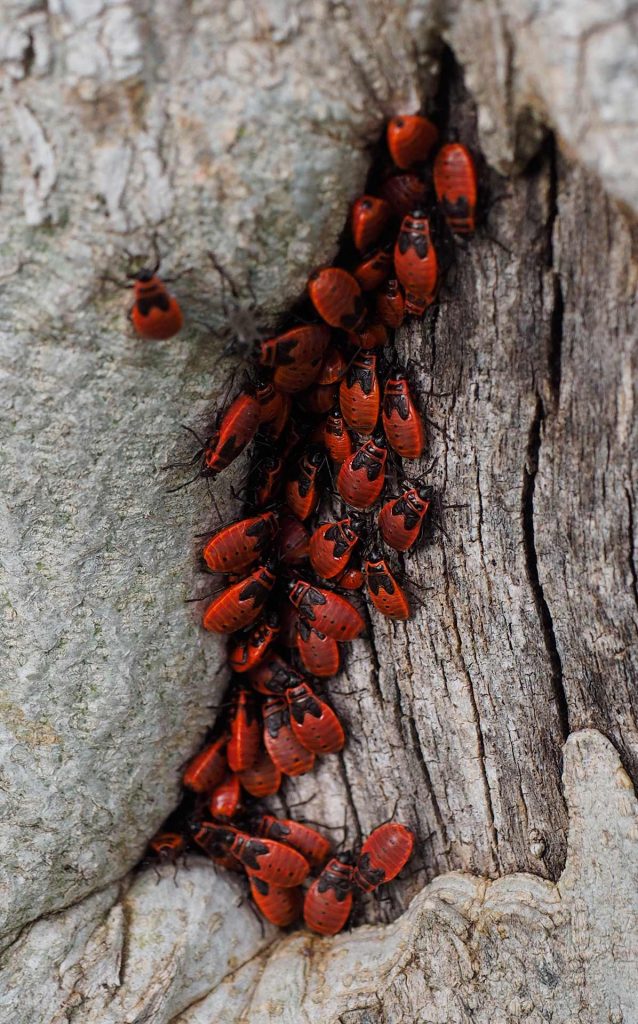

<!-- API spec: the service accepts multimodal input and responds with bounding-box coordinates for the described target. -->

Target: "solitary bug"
[258,325,331,393]
[352,244,393,293]
[129,264,184,341]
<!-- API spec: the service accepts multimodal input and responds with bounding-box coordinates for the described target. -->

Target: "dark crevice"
[624,487,638,618]
[521,395,570,740]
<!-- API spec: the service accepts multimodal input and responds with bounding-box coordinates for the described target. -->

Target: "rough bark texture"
[0,0,637,1020]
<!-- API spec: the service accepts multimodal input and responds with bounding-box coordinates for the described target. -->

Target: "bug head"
[371,432,387,449]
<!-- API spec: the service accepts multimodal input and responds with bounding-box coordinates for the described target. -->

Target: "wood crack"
[521,394,570,740]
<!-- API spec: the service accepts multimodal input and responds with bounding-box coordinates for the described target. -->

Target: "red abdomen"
[287,683,345,754]
[202,513,278,574]
[354,822,415,891]
[304,857,355,935]
[254,814,332,870]
[233,833,310,886]
[131,275,184,341]
[237,745,281,797]
[340,353,380,435]
[227,688,260,771]
[250,876,303,926]
[262,696,316,776]
[202,565,276,633]
[307,267,366,330]
[382,376,425,458]
[296,620,340,677]
[433,143,477,235]
[182,735,227,793]
[364,557,410,620]
[288,579,365,640]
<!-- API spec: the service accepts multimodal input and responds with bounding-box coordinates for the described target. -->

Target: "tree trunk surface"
[0,1,636,1022]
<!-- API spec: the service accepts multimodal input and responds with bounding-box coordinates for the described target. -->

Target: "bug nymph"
[129,264,184,340]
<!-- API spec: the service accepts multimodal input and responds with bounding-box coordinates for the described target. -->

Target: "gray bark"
[0,0,637,1020]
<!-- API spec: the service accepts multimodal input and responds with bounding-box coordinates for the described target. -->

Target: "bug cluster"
[139,115,478,934]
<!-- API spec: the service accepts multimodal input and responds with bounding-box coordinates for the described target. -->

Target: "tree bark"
[0,1,637,1021]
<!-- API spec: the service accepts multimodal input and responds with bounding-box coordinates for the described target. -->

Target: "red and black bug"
[352,244,393,292]
[354,822,414,891]
[202,512,278,574]
[251,814,332,870]
[279,513,310,565]
[337,433,388,509]
[433,143,478,235]
[324,407,353,464]
[201,387,261,477]
[394,210,438,317]
[363,549,410,620]
[249,652,304,695]
[228,613,280,674]
[287,578,365,640]
[130,266,184,341]
[237,745,282,797]
[227,687,261,771]
[380,173,427,220]
[209,772,243,821]
[350,195,391,252]
[387,114,438,169]
[262,696,316,776]
[340,352,380,435]
[287,682,345,754]
[309,516,362,580]
[258,325,331,393]
[348,319,389,352]
[194,823,310,886]
[182,735,228,794]
[285,446,324,521]
[296,618,340,678]
[255,380,292,439]
[307,268,366,331]
[202,563,277,634]
[303,854,355,935]
[317,344,347,385]
[375,278,405,329]
[378,482,432,551]
[148,830,186,864]
[382,368,425,458]
[248,451,285,507]
[249,876,303,927]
